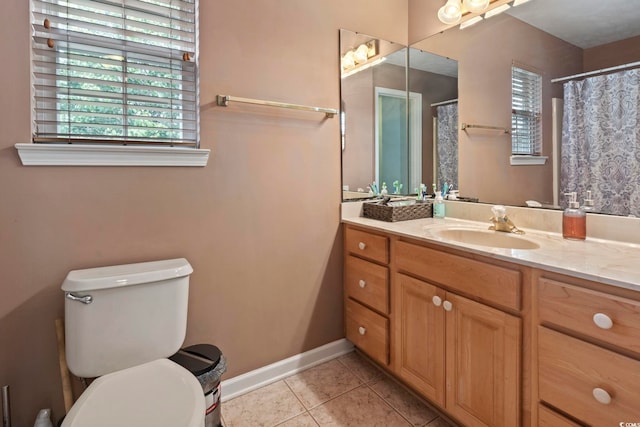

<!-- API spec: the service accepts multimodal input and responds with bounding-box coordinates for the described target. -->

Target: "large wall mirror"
[340,29,458,200]
[341,0,640,217]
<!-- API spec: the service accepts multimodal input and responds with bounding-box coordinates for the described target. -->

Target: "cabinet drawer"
[538,327,640,426]
[345,299,389,365]
[538,405,582,427]
[345,255,389,314]
[539,278,640,354]
[395,240,521,310]
[345,227,389,264]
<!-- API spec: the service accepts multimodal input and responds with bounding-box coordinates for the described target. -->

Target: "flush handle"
[65,292,93,305]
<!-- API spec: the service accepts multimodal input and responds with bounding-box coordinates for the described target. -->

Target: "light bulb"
[342,51,355,70]
[463,0,489,13]
[438,0,462,25]
[353,44,369,64]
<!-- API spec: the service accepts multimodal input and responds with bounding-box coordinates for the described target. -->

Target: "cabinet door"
[393,273,446,405]
[445,293,521,427]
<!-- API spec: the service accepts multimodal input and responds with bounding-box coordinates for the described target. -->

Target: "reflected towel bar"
[216,95,337,118]
[461,123,511,134]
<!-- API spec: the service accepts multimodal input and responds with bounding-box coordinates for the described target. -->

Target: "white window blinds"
[511,66,541,155]
[31,0,199,147]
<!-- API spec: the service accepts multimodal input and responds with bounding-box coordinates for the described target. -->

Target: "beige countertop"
[343,215,640,293]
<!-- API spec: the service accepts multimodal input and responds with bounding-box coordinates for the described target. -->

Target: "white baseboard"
[220,339,354,402]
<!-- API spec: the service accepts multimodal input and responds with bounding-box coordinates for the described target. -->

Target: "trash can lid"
[169,344,222,377]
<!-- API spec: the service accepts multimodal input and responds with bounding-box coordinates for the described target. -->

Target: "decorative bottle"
[433,191,445,218]
[562,192,586,240]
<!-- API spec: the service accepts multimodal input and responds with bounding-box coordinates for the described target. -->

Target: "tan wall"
[0,1,407,425]
[584,35,640,72]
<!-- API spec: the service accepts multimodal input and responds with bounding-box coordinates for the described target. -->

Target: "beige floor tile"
[222,380,306,427]
[338,351,384,383]
[276,412,320,427]
[285,359,361,409]
[309,385,411,426]
[370,377,439,426]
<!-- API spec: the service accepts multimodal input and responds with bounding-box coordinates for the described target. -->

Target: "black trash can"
[170,344,227,427]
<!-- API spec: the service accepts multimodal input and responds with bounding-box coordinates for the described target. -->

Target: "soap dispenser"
[581,190,595,212]
[433,191,445,218]
[563,192,586,240]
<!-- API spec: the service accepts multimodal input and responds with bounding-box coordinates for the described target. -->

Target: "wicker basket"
[363,200,433,222]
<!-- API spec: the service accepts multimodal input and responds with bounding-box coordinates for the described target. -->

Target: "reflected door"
[375,87,421,194]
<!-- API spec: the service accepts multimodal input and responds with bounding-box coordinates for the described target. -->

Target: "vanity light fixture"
[484,3,511,18]
[341,40,380,78]
[464,0,490,13]
[450,0,529,30]
[460,15,484,29]
[341,57,387,79]
[438,0,463,24]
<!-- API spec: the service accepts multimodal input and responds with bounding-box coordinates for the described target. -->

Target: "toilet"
[60,258,205,427]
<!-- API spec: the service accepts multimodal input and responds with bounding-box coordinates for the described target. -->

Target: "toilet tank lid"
[62,258,193,292]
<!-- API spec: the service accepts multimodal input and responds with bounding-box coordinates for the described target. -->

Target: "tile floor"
[221,351,459,427]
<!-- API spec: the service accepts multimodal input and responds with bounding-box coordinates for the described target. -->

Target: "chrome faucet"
[489,205,525,234]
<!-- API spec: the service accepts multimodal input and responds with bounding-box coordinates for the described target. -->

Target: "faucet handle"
[491,205,507,218]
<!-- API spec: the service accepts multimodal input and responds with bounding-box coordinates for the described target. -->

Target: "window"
[30,0,200,151]
[511,65,542,156]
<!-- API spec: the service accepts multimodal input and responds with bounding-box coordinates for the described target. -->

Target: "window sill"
[15,144,210,167]
[510,155,548,166]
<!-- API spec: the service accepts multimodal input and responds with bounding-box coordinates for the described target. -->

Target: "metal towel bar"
[461,123,511,134]
[216,95,337,118]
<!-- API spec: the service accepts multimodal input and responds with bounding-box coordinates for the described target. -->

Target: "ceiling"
[506,0,640,49]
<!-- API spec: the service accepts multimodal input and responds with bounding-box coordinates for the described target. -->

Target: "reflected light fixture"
[464,0,490,13]
[438,0,462,24]
[341,40,379,77]
[459,15,483,29]
[484,3,511,18]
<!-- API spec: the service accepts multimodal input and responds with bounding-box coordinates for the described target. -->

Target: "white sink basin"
[435,228,540,250]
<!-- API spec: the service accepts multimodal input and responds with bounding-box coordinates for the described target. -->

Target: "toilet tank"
[62,258,194,378]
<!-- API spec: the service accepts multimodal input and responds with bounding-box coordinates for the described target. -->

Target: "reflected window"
[511,66,542,155]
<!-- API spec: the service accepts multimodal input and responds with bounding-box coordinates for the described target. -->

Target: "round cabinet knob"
[432,296,442,307]
[358,326,366,335]
[358,242,367,250]
[593,313,613,330]
[358,279,366,288]
[592,387,612,405]
[443,300,453,312]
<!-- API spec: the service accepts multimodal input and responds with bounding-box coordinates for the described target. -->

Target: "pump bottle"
[562,192,586,240]
[433,191,445,218]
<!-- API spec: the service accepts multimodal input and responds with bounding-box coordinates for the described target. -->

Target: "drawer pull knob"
[432,296,442,307]
[443,300,453,312]
[358,279,366,288]
[358,242,366,250]
[593,313,613,330]
[358,326,366,335]
[592,387,612,405]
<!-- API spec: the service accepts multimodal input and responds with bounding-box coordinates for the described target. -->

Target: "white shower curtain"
[561,68,640,216]
[436,103,458,189]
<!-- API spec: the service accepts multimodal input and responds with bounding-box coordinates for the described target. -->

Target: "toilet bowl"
[61,359,204,427]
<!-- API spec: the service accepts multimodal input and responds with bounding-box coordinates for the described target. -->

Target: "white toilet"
[60,258,205,427]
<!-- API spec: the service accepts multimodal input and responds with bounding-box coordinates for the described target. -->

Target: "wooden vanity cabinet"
[536,275,640,426]
[343,226,390,366]
[394,250,521,427]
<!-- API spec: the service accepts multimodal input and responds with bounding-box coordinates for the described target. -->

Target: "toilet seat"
[62,359,205,427]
